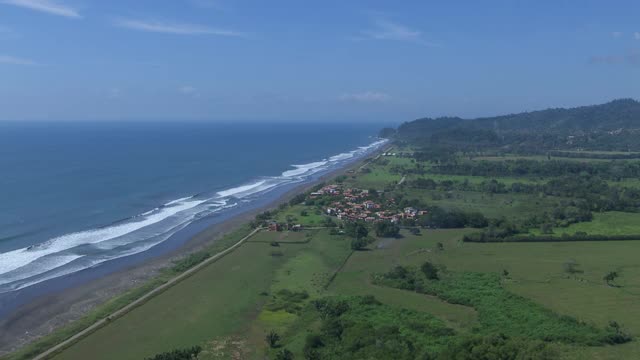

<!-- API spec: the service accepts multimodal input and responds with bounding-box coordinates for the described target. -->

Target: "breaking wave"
[0,138,387,293]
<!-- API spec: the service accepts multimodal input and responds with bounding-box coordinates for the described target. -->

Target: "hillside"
[394,99,640,151]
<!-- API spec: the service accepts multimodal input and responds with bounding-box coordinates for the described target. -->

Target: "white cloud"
[108,88,122,98]
[339,91,390,103]
[189,0,219,9]
[634,32,640,40]
[611,31,623,38]
[1,0,80,18]
[179,85,196,94]
[589,50,640,66]
[359,19,437,46]
[114,19,244,37]
[0,54,37,65]
[178,85,201,98]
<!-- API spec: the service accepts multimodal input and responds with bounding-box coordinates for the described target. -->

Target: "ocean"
[0,121,387,298]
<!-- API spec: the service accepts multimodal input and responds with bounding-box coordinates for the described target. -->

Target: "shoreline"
[0,144,389,356]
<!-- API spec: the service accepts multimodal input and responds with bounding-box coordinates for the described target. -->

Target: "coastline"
[0,143,390,356]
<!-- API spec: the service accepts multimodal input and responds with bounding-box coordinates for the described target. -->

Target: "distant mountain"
[395,99,640,149]
[397,99,640,139]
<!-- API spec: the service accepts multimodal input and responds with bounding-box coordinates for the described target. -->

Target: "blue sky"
[0,0,639,122]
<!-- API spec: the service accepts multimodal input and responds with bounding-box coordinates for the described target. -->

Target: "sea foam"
[281,161,328,177]
[0,138,388,293]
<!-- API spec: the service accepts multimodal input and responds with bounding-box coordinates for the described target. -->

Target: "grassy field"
[474,154,638,163]
[610,178,640,189]
[17,146,640,360]
[340,154,412,189]
[555,150,640,155]
[408,173,542,185]
[400,187,562,220]
[329,229,479,332]
[273,204,327,227]
[529,212,640,236]
[330,228,640,359]
[49,229,352,360]
[345,167,400,189]
[44,225,640,360]
[430,233,640,359]
[52,238,280,359]
[280,228,640,358]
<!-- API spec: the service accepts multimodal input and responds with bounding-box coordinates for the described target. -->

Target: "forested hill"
[391,99,640,151]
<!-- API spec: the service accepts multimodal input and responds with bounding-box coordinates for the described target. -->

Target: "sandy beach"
[0,147,386,356]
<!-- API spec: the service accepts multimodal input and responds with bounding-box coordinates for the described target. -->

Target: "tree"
[145,346,202,360]
[374,221,400,238]
[562,259,582,274]
[540,223,554,234]
[322,216,337,228]
[275,348,294,360]
[604,271,619,286]
[436,242,444,251]
[289,193,307,206]
[303,335,324,360]
[421,261,439,280]
[438,334,555,360]
[344,222,368,239]
[266,330,280,348]
[379,127,396,138]
[607,320,632,344]
[351,237,370,251]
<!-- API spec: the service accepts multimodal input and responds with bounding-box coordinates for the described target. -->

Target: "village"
[310,184,427,224]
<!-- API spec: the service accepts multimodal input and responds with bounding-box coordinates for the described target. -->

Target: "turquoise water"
[0,122,386,294]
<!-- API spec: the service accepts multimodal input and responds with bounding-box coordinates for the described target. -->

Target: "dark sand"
[0,147,386,355]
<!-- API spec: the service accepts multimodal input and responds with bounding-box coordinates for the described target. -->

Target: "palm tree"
[266,330,280,348]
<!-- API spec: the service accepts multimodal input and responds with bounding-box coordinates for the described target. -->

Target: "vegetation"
[438,334,555,360]
[266,331,281,348]
[374,220,400,237]
[396,99,640,152]
[144,346,202,360]
[303,296,456,359]
[374,267,630,346]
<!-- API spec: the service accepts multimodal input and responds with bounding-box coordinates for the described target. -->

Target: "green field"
[49,229,352,360]
[408,173,542,185]
[14,145,640,360]
[335,229,640,359]
[52,238,282,359]
[273,205,327,227]
[610,178,640,189]
[474,155,623,163]
[48,225,640,359]
[401,188,562,220]
[529,212,640,236]
[329,229,479,332]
